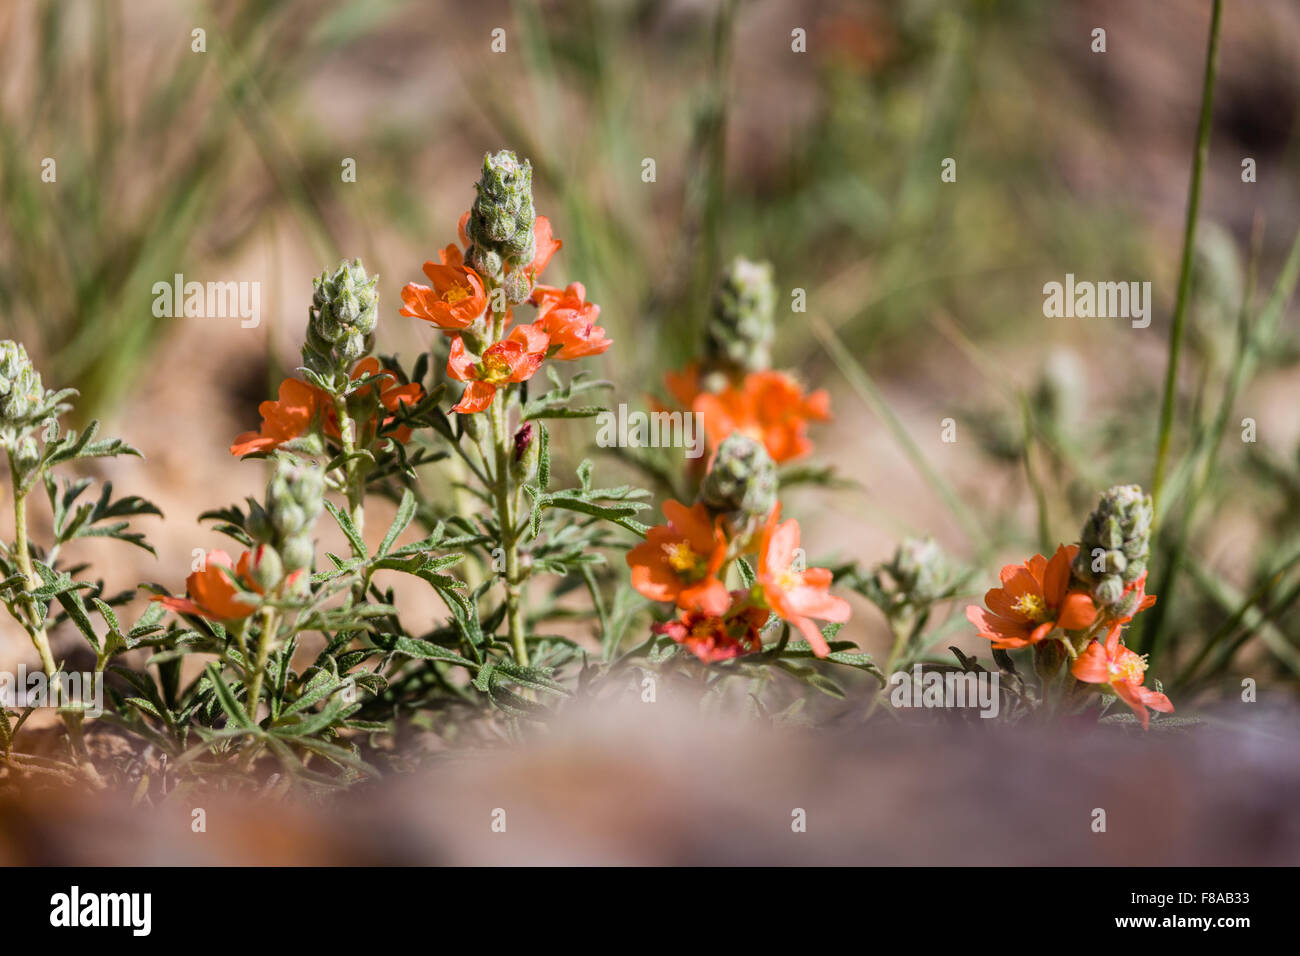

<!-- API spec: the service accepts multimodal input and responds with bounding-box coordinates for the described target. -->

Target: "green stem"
[1020,395,1052,554]
[10,454,101,786]
[1151,0,1222,512]
[491,390,528,666]
[332,394,366,544]
[244,605,278,728]
[10,474,56,677]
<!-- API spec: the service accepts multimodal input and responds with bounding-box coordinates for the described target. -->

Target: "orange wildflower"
[694,371,831,463]
[447,325,549,414]
[1071,625,1174,730]
[324,357,424,444]
[965,544,1097,650]
[230,379,324,457]
[652,599,769,663]
[523,216,561,282]
[1114,570,1158,625]
[232,360,422,456]
[663,362,703,409]
[530,282,611,359]
[754,505,850,657]
[626,500,730,616]
[399,253,487,333]
[154,549,260,622]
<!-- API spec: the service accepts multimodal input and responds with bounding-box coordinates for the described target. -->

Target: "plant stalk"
[1151,0,1223,512]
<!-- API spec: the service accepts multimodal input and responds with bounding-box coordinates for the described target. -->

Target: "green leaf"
[204,664,255,729]
[377,490,416,557]
[324,500,367,557]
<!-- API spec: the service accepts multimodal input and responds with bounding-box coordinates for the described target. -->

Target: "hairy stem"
[491,390,528,666]
[245,605,279,728]
[333,394,366,543]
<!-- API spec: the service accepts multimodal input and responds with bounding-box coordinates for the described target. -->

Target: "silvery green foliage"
[0,340,44,430]
[1072,484,1154,606]
[699,432,777,536]
[466,150,536,292]
[706,257,776,374]
[883,536,950,606]
[304,259,379,378]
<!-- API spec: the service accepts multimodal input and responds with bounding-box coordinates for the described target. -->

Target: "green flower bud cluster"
[698,433,777,539]
[879,536,949,606]
[304,259,379,379]
[0,340,47,436]
[1072,484,1153,607]
[465,150,536,297]
[249,460,325,580]
[706,257,775,374]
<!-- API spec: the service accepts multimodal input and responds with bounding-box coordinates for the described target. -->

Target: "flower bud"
[280,535,315,574]
[249,543,284,591]
[510,423,539,483]
[698,433,777,537]
[14,435,40,473]
[706,257,775,374]
[881,536,949,605]
[0,340,45,433]
[303,259,379,378]
[465,150,536,284]
[266,460,325,541]
[1072,483,1153,608]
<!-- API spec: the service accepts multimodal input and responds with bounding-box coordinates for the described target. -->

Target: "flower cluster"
[662,257,829,463]
[398,150,610,416]
[630,434,850,662]
[966,484,1171,728]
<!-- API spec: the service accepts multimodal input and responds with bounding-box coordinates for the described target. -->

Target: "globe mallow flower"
[753,504,850,657]
[626,500,730,616]
[966,544,1097,650]
[652,598,769,663]
[154,549,262,622]
[447,325,549,414]
[1071,625,1174,730]
[529,282,611,359]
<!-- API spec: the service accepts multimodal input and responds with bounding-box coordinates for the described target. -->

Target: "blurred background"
[1,0,1299,707]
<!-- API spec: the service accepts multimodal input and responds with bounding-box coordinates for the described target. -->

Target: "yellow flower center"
[479,353,513,385]
[1109,651,1147,684]
[663,540,705,578]
[1012,593,1048,622]
[777,568,803,592]
[442,283,472,305]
